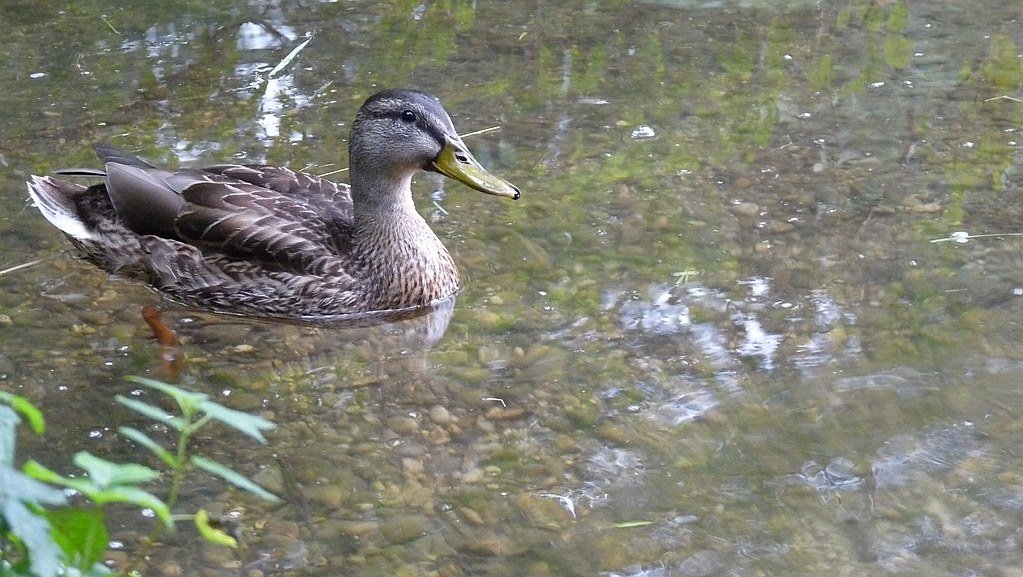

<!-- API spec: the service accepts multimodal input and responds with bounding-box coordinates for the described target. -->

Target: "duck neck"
[350,172,460,311]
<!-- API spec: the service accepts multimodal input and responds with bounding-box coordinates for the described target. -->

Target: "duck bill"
[430,137,520,200]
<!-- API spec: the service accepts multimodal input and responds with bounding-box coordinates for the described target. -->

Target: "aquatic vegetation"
[0,377,276,576]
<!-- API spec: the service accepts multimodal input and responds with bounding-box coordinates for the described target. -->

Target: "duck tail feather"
[26,175,96,241]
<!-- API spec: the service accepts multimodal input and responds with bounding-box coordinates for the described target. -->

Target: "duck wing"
[202,164,353,213]
[179,180,354,272]
[90,146,354,275]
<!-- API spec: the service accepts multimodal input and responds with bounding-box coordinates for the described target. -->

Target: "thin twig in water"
[930,231,1023,244]
[317,167,348,178]
[313,80,334,98]
[101,16,119,34]
[984,95,1022,103]
[268,36,313,78]
[0,258,49,276]
[461,126,501,138]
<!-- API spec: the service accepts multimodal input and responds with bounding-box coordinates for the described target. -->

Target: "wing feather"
[172,175,353,273]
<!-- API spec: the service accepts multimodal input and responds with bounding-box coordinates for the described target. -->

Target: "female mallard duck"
[27,89,519,320]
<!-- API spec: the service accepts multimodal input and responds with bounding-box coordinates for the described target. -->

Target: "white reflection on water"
[734,313,781,371]
[618,284,691,335]
[613,277,865,383]
[538,446,645,518]
[871,421,983,490]
[653,388,720,426]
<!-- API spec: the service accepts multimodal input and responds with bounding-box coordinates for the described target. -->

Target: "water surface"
[2,1,1022,575]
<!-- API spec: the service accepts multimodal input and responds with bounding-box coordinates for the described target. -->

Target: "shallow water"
[2,1,1022,575]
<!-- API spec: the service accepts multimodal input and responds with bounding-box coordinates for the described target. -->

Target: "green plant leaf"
[24,460,172,529]
[0,390,45,435]
[0,497,64,577]
[1,467,67,506]
[43,507,108,570]
[193,508,238,548]
[1,405,20,467]
[125,376,209,415]
[72,452,160,488]
[23,459,101,496]
[190,455,280,502]
[118,426,178,468]
[115,395,185,430]
[198,401,275,444]
[85,485,172,529]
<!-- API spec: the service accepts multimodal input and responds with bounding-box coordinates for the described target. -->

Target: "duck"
[26,89,520,320]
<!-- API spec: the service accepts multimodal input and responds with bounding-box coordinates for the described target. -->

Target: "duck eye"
[400,110,417,123]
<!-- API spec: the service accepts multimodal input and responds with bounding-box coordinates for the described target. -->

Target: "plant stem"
[166,416,194,511]
[124,413,195,576]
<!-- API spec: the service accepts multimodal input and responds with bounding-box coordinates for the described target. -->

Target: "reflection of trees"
[8,0,1021,360]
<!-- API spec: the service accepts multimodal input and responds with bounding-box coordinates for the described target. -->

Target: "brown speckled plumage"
[26,89,519,320]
